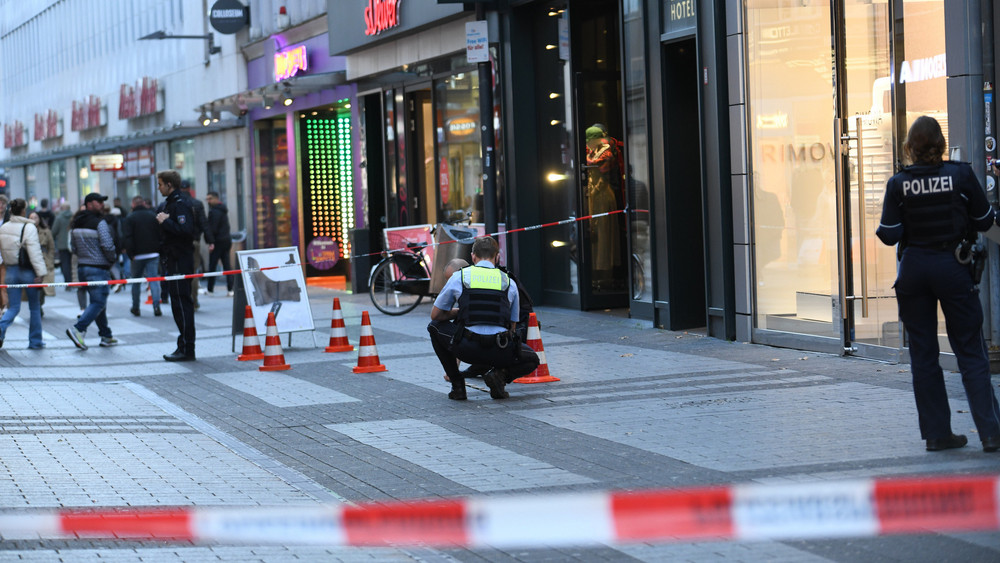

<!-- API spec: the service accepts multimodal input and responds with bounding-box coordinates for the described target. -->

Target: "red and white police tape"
[0,474,996,546]
[0,209,645,290]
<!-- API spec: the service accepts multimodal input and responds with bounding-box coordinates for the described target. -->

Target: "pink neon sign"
[274,45,308,82]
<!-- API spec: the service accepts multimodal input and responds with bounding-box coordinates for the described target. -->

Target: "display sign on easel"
[236,247,315,338]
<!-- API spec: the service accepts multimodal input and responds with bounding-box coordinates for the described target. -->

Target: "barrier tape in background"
[0,209,644,290]
[0,475,996,546]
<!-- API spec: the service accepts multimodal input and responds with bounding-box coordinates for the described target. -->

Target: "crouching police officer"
[877,115,1000,453]
[428,236,539,400]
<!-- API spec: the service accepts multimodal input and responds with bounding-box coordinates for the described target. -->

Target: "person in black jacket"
[205,191,233,295]
[180,181,213,309]
[156,170,196,362]
[877,115,1000,453]
[121,196,162,317]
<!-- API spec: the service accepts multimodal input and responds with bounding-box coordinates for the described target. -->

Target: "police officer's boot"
[483,368,509,399]
[448,377,467,401]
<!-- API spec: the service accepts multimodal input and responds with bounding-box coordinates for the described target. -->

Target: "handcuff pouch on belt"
[450,321,517,351]
[955,236,987,285]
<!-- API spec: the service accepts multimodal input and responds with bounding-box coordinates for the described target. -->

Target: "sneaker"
[66,327,87,350]
[227,291,235,297]
[99,336,118,347]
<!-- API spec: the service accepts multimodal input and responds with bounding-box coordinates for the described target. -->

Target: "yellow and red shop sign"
[445,116,477,141]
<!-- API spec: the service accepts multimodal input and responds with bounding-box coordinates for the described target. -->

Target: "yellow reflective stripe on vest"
[462,266,505,290]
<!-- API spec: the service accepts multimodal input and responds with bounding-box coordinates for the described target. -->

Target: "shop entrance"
[404,88,436,226]
[746,0,949,359]
[660,38,706,330]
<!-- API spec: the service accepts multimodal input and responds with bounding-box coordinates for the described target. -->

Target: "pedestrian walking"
[65,193,118,350]
[205,191,233,295]
[0,199,47,349]
[121,196,162,317]
[876,115,1000,453]
[35,198,55,230]
[29,211,56,317]
[156,170,196,362]
[427,236,538,400]
[180,180,213,309]
[50,203,73,287]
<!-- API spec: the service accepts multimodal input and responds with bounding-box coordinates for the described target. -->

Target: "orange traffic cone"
[324,297,354,353]
[259,312,291,371]
[237,305,265,361]
[353,311,387,373]
[514,312,559,384]
[145,290,153,305]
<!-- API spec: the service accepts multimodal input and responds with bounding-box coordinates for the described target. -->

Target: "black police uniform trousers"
[163,252,196,356]
[895,246,1000,441]
[428,320,539,394]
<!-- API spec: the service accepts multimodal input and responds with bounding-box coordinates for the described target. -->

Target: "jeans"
[75,266,112,338]
[207,242,233,292]
[0,265,43,348]
[130,256,161,310]
[58,249,72,284]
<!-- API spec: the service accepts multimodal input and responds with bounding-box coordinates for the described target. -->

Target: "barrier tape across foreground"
[0,475,997,546]
[0,209,643,290]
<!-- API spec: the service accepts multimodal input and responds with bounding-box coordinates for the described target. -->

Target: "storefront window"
[746,1,837,337]
[169,139,196,186]
[25,163,42,208]
[435,72,481,222]
[77,156,99,200]
[894,2,948,148]
[254,119,292,248]
[48,160,67,206]
[533,2,577,295]
[622,1,652,303]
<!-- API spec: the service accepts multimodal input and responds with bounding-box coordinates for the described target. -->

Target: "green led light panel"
[304,111,354,257]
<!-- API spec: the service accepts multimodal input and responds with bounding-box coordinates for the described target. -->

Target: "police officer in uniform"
[877,115,1000,453]
[155,170,197,362]
[428,236,539,400]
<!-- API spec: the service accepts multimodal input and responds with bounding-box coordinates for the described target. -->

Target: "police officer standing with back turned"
[428,236,539,400]
[155,170,196,362]
[877,115,1000,453]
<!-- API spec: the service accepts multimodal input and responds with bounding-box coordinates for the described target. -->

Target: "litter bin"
[350,228,373,294]
[429,223,477,294]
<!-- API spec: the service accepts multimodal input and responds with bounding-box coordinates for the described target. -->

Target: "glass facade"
[435,72,481,222]
[623,0,652,303]
[48,160,67,207]
[170,139,196,186]
[253,118,292,249]
[745,0,949,354]
[76,156,100,199]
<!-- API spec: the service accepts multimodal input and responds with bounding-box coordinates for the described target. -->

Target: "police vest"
[899,161,969,246]
[457,266,511,327]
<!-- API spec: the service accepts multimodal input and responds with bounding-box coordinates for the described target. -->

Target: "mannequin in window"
[584,125,622,289]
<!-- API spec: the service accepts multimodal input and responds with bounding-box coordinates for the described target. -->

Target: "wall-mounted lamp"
[139,30,220,65]
[211,108,221,123]
[262,94,272,109]
[281,89,294,106]
[199,107,211,126]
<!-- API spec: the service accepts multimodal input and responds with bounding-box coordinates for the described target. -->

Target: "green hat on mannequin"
[585,126,604,142]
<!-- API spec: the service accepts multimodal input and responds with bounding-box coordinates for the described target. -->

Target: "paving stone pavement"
[0,285,999,562]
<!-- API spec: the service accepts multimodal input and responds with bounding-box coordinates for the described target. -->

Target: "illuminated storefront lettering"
[274,45,308,81]
[364,0,401,36]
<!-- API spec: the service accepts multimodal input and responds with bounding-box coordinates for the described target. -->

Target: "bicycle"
[368,214,476,316]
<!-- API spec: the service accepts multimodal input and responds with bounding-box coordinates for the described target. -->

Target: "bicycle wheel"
[369,255,427,315]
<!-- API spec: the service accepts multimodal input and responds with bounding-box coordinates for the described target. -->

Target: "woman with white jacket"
[0,198,47,348]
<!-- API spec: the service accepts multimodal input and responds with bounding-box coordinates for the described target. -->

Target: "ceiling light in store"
[545,44,556,50]
[549,119,561,126]
[549,93,560,99]
[546,172,567,182]
[550,240,566,247]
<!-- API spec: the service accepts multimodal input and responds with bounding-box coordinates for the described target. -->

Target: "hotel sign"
[663,0,696,37]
